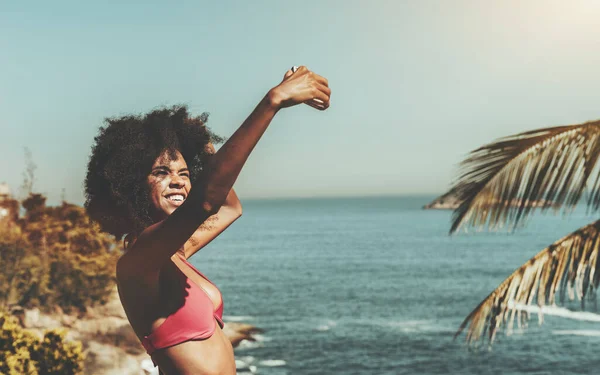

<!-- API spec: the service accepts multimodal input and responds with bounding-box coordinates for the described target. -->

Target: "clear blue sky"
[2,1,600,204]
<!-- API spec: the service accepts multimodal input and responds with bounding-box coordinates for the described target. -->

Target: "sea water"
[189,196,600,375]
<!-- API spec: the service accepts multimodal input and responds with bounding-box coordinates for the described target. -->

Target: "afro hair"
[84,105,224,238]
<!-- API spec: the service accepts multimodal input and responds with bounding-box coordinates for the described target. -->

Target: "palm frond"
[455,220,600,345]
[450,120,600,233]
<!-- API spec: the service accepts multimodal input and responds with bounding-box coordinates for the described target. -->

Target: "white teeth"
[167,194,185,202]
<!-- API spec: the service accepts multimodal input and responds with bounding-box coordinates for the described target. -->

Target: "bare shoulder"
[116,250,161,288]
[116,219,166,277]
[117,200,211,273]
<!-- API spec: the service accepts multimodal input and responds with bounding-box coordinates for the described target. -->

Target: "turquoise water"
[189,196,600,375]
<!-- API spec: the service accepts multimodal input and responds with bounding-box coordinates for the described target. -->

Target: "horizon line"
[6,192,444,207]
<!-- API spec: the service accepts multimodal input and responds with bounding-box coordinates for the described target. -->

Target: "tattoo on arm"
[198,214,219,231]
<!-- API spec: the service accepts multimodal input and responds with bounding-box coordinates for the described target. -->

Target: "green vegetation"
[0,311,84,375]
[0,191,121,374]
[449,120,600,345]
[0,193,120,313]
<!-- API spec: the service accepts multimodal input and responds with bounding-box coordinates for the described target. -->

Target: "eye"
[180,173,190,179]
[152,170,168,176]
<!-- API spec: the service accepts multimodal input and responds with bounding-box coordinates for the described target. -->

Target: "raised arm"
[119,66,330,274]
[181,187,242,260]
[179,142,242,259]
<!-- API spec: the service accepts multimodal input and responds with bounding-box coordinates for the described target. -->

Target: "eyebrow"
[152,165,190,173]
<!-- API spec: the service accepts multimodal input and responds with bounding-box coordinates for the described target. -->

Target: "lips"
[165,193,186,206]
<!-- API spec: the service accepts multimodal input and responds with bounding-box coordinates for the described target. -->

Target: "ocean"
[188,196,600,375]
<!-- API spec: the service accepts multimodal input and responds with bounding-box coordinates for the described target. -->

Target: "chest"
[159,257,222,313]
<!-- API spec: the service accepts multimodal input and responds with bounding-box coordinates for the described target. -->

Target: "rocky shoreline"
[15,286,260,375]
[422,193,461,210]
[423,190,559,210]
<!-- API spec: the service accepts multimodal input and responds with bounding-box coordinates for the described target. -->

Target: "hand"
[268,66,331,111]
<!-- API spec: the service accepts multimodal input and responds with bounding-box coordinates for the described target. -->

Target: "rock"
[83,341,147,375]
[423,192,461,210]
[423,189,560,210]
[23,307,63,330]
[223,322,263,348]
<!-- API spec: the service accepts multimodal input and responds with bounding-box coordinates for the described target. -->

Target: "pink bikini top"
[141,254,224,357]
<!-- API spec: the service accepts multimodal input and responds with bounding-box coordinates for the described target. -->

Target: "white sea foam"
[508,301,600,322]
[315,320,337,331]
[235,334,270,351]
[236,339,263,350]
[383,319,452,333]
[236,356,256,364]
[252,333,271,342]
[141,358,159,374]
[259,359,287,367]
[236,359,250,369]
[236,357,258,373]
[553,330,600,337]
[223,315,254,322]
[388,320,430,333]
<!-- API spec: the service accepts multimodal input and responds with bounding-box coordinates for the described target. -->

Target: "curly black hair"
[84,105,223,238]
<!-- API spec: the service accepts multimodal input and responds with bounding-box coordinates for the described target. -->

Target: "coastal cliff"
[422,190,462,210]
[17,286,260,375]
[423,189,559,210]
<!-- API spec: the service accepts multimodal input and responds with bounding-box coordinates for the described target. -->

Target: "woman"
[85,66,331,375]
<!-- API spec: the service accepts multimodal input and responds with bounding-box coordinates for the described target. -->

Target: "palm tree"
[448,120,600,345]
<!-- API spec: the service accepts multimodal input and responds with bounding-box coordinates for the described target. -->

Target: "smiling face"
[146,149,191,222]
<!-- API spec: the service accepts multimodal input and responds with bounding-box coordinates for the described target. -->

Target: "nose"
[169,174,185,188]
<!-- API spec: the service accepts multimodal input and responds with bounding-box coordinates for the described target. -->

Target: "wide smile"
[164,193,187,207]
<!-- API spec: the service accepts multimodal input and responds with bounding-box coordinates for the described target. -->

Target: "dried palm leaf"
[450,120,600,233]
[455,220,600,345]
